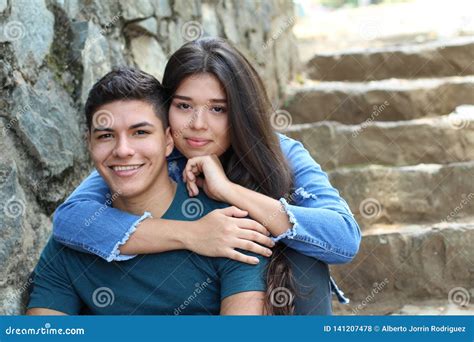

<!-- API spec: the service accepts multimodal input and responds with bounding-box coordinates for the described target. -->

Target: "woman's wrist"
[224,182,247,210]
[119,218,188,255]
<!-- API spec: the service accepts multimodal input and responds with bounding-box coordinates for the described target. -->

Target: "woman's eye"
[211,106,226,113]
[177,103,192,110]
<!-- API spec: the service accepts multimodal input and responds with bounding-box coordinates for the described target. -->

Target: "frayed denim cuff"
[106,211,152,262]
[330,276,350,304]
[271,198,298,243]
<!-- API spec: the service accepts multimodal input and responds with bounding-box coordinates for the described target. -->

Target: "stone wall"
[0,0,299,314]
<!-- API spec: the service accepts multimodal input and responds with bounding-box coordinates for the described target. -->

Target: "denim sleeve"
[273,133,361,264]
[52,170,151,262]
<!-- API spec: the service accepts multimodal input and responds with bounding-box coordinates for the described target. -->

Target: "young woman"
[53,37,361,314]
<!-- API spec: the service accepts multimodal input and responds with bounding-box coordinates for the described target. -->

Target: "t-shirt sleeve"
[216,250,268,300]
[27,238,83,315]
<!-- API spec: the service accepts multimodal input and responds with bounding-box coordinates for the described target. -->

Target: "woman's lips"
[185,138,211,148]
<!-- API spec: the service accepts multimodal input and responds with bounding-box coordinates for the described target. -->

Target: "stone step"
[285,106,474,170]
[307,36,474,81]
[284,76,474,125]
[333,298,474,316]
[330,220,474,313]
[327,161,474,228]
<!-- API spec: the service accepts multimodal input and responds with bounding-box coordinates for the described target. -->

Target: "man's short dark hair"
[85,67,169,131]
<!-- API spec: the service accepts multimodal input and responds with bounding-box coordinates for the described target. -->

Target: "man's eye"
[98,133,113,139]
[134,130,149,136]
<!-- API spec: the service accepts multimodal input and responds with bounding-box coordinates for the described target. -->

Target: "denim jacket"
[53,133,361,303]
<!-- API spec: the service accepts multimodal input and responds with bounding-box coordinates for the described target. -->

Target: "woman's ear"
[164,127,174,157]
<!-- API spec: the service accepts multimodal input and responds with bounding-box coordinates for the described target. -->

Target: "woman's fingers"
[227,249,260,265]
[233,239,273,258]
[195,177,204,189]
[219,206,248,218]
[233,217,271,237]
[184,173,200,196]
[236,227,275,249]
[185,158,202,182]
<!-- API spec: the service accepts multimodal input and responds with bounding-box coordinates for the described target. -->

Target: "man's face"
[88,100,173,199]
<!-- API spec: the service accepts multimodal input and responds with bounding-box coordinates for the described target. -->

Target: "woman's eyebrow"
[208,98,226,103]
[173,94,191,101]
[173,94,226,103]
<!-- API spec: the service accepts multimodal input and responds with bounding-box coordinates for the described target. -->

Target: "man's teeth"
[112,165,142,171]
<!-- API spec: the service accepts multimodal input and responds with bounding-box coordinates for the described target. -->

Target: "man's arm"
[26,238,83,315]
[220,291,265,315]
[26,308,67,315]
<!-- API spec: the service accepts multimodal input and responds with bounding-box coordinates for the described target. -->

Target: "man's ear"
[164,127,174,157]
[85,129,92,152]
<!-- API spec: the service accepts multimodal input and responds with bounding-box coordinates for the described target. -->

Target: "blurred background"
[288,0,474,315]
[0,0,473,315]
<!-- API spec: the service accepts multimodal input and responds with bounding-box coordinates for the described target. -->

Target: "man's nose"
[113,136,135,158]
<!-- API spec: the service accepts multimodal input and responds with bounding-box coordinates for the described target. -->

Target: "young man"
[26,67,267,315]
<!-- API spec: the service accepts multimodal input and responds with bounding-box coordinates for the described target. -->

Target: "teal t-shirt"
[28,181,268,315]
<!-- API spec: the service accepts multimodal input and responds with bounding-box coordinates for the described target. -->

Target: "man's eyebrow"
[93,127,114,133]
[173,94,227,103]
[129,121,155,129]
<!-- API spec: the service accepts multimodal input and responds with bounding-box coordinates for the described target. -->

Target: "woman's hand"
[182,154,234,202]
[183,206,274,264]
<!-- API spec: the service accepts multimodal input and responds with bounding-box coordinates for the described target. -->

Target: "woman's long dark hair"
[162,37,296,315]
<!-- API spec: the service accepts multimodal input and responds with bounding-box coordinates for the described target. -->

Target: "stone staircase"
[283,37,474,315]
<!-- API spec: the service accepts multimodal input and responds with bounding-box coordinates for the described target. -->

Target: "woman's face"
[169,73,231,159]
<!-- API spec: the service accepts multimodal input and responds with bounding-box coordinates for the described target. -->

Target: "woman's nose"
[190,106,208,130]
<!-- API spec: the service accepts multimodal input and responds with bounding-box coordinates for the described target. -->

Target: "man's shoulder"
[197,192,229,211]
[166,181,229,221]
[39,236,97,268]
